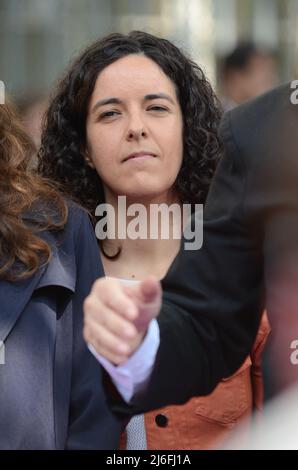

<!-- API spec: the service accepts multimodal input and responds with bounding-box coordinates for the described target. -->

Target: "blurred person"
[219,42,278,111]
[38,31,271,450]
[224,382,298,449]
[0,102,122,449]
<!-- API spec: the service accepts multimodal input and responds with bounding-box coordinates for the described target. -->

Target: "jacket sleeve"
[65,209,122,449]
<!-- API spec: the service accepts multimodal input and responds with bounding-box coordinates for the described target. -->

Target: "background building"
[0,0,297,105]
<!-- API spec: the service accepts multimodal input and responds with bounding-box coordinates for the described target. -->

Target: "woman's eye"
[99,110,120,120]
[148,105,168,112]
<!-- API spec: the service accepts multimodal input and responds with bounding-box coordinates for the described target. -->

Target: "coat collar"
[0,232,76,342]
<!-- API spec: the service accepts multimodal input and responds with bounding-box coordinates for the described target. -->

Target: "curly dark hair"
[0,102,67,281]
[38,30,222,213]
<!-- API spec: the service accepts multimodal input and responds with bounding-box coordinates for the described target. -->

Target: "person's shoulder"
[30,199,93,254]
[220,82,297,160]
[229,82,294,124]
[65,200,90,231]
[23,197,86,228]
[62,200,103,281]
[62,200,95,249]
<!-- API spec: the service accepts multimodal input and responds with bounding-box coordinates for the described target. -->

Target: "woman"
[38,31,270,449]
[0,102,122,449]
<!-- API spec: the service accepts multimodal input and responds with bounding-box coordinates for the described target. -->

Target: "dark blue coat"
[0,204,122,449]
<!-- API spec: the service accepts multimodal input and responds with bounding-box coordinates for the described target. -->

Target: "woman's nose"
[126,127,147,141]
[126,115,148,141]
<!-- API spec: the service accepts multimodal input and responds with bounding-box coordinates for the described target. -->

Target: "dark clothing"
[113,82,298,415]
[0,205,121,449]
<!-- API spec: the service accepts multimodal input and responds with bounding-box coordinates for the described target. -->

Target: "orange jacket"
[120,312,270,450]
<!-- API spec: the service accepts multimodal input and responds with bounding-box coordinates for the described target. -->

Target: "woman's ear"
[84,149,95,169]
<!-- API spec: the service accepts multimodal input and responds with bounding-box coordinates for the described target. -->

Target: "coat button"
[155,414,168,427]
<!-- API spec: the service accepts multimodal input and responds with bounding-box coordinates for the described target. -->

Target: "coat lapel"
[0,235,76,343]
[0,268,46,343]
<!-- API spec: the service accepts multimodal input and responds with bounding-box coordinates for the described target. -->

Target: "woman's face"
[85,54,183,203]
